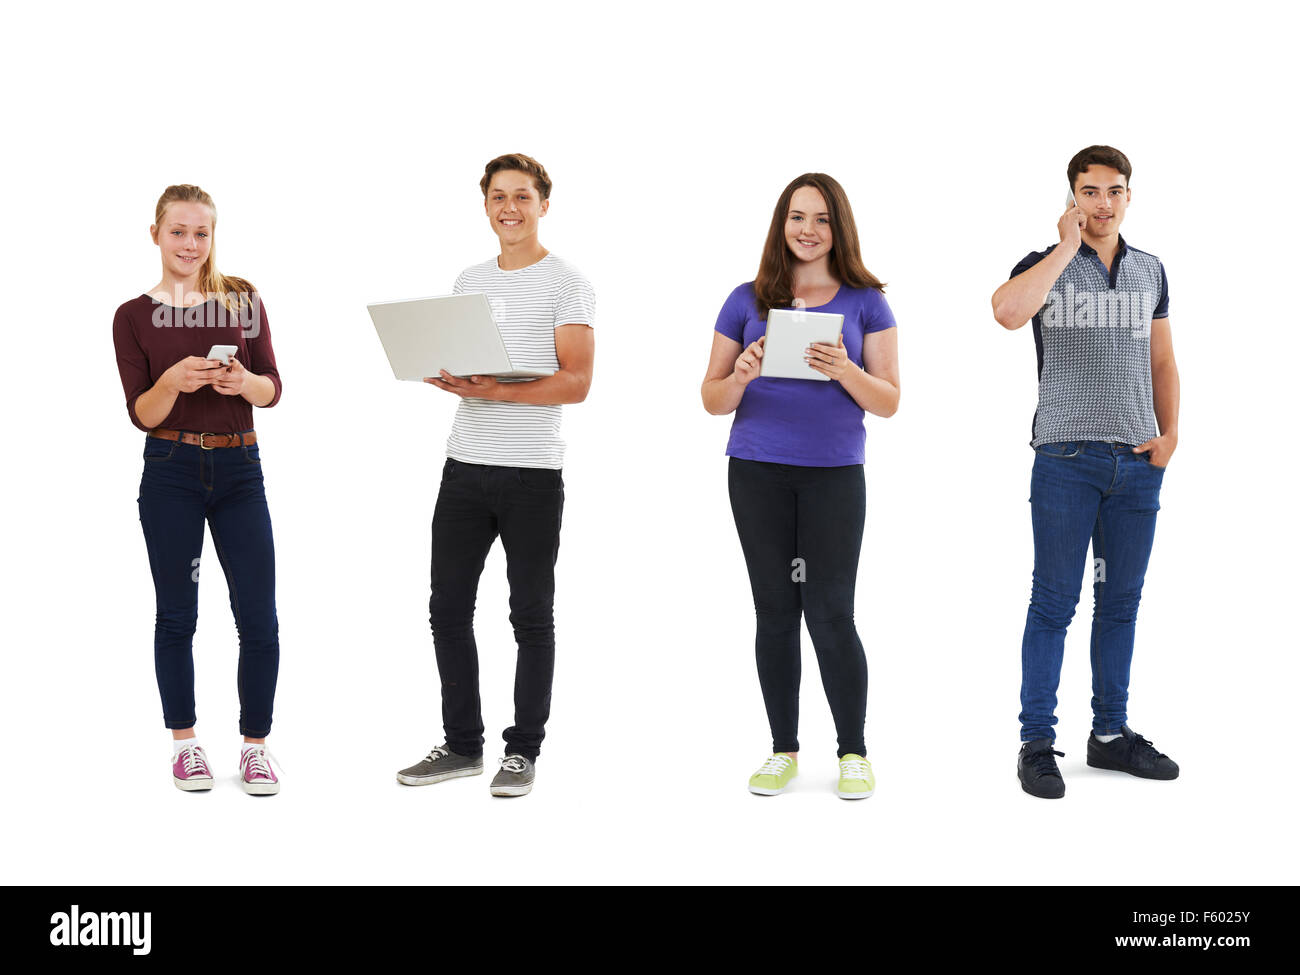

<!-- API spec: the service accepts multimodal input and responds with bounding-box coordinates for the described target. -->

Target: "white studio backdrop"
[2,0,1296,885]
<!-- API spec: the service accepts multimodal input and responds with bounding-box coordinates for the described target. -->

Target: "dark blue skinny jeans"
[1020,441,1165,742]
[137,434,279,738]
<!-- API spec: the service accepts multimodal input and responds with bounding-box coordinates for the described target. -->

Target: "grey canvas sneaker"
[489,754,535,797]
[396,744,484,786]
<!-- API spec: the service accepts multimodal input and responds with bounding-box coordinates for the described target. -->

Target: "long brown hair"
[753,173,884,318]
[152,184,254,315]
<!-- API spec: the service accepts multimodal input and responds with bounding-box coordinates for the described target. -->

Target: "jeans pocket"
[1034,441,1082,458]
[143,437,176,462]
[516,467,563,492]
[242,442,261,464]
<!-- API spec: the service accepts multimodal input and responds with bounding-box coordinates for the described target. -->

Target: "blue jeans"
[137,434,279,737]
[1019,441,1165,742]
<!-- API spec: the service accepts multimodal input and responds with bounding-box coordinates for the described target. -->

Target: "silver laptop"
[367,292,555,380]
[760,308,845,381]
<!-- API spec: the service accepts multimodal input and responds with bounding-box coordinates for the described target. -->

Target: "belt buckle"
[198,432,217,450]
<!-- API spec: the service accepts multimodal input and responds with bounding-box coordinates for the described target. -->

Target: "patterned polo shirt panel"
[1010,234,1169,448]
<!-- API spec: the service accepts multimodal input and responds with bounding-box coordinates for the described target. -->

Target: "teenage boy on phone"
[396,153,595,797]
[991,145,1181,799]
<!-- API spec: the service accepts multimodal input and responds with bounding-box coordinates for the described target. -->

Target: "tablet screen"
[760,308,845,382]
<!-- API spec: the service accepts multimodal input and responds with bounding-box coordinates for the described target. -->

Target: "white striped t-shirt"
[445,253,595,469]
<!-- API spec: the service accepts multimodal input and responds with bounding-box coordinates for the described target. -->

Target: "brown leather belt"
[149,428,257,449]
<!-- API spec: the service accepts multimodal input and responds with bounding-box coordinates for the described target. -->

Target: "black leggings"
[728,457,868,758]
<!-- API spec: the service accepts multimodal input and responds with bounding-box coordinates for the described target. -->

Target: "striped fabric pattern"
[445,253,595,469]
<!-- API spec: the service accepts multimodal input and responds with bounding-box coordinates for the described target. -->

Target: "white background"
[3,0,1296,885]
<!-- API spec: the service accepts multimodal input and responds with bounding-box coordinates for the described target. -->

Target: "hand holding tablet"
[759,308,845,381]
[804,333,853,381]
[733,336,765,386]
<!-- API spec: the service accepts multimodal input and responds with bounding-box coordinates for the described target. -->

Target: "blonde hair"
[153,184,254,314]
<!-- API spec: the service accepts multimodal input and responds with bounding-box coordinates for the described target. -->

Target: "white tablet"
[760,308,845,381]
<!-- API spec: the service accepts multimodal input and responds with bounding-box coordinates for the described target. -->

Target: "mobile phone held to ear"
[206,344,238,365]
[1066,190,1077,209]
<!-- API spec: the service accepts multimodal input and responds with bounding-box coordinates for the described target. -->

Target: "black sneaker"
[1086,726,1179,780]
[1018,738,1066,799]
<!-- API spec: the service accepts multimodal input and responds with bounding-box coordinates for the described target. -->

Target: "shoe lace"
[241,746,280,779]
[757,754,792,776]
[839,757,870,779]
[1028,747,1065,777]
[179,744,209,776]
[499,755,528,774]
[424,745,451,763]
[1126,732,1167,762]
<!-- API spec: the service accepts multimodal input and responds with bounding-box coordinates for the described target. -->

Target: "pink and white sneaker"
[239,745,280,795]
[173,743,214,792]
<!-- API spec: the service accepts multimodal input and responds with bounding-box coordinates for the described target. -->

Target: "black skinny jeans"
[728,457,868,758]
[429,458,564,762]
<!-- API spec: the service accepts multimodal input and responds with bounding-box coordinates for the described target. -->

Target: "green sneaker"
[748,753,797,795]
[837,754,875,799]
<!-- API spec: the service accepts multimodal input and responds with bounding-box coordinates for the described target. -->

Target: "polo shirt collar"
[1078,233,1128,258]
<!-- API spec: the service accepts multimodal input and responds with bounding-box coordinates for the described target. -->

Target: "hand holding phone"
[211,355,248,396]
[206,344,238,366]
[1059,190,1085,249]
[164,356,223,394]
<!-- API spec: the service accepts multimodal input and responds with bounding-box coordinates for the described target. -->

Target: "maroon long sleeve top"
[112,293,282,433]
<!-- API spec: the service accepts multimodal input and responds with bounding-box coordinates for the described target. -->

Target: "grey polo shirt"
[1010,234,1169,448]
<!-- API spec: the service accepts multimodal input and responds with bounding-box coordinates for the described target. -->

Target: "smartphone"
[1066,190,1077,209]
[206,344,237,365]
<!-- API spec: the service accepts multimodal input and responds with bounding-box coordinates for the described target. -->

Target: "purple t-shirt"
[714,282,896,466]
